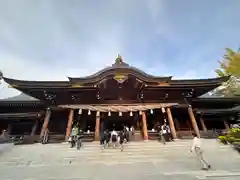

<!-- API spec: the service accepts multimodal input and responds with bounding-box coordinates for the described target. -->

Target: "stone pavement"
[0,139,239,180]
[0,143,13,155]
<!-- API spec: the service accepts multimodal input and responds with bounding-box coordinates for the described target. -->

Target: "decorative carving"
[182,89,195,98]
[157,82,169,86]
[8,84,17,88]
[113,74,128,84]
[96,91,100,100]
[44,91,56,104]
[71,84,82,88]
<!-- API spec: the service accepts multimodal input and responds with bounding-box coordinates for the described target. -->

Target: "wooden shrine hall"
[1,55,232,141]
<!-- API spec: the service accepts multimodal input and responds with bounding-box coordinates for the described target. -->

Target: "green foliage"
[215,48,240,96]
[228,128,240,138]
[218,135,228,144]
[233,141,240,146]
[218,128,240,144]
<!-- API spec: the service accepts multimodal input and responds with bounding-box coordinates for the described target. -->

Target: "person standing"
[105,130,111,148]
[70,126,78,148]
[130,125,135,141]
[119,130,125,151]
[100,130,106,149]
[166,124,172,141]
[126,126,130,142]
[111,129,118,148]
[160,124,167,144]
[190,133,211,170]
[76,129,83,150]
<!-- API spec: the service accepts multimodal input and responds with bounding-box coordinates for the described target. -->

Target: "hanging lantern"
[96,111,100,117]
[78,109,82,114]
[139,111,142,115]
[130,111,133,116]
[119,111,122,116]
[108,111,111,116]
[161,107,166,113]
[88,110,91,115]
[150,109,154,114]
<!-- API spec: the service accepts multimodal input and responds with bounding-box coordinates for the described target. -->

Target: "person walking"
[190,133,211,170]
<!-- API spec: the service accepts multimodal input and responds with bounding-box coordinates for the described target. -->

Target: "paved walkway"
[0,139,239,180]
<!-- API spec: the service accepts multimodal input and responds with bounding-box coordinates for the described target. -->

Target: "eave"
[3,77,70,88]
[0,112,42,119]
[0,101,43,107]
[193,96,240,103]
[149,76,230,86]
[196,106,240,115]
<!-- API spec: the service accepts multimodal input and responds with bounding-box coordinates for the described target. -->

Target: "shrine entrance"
[101,112,138,131]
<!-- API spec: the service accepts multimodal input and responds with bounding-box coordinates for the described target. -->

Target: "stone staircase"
[0,139,240,180]
[1,139,239,166]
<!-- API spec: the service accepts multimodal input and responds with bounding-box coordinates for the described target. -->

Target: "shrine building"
[1,55,239,142]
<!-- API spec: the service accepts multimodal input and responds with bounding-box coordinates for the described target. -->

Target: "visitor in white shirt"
[111,129,118,148]
[190,133,211,170]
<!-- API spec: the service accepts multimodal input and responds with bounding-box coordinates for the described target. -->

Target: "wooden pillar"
[31,120,38,136]
[94,116,100,141]
[40,108,51,137]
[65,109,74,140]
[199,117,207,132]
[142,111,148,140]
[166,108,177,139]
[223,120,230,130]
[188,105,200,138]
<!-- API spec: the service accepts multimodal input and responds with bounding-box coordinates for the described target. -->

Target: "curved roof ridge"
[69,65,170,79]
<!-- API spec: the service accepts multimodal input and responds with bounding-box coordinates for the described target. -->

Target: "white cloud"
[0,0,239,98]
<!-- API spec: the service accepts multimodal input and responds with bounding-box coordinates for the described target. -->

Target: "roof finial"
[115,53,123,64]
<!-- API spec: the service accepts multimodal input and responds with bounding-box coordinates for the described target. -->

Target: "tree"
[0,70,2,80]
[215,48,240,96]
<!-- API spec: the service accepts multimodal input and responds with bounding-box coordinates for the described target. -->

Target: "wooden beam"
[134,79,140,88]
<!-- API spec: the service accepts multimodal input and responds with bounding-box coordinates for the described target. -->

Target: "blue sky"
[0,0,240,98]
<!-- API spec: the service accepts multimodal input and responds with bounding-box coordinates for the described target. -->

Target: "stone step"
[2,148,238,162]
[12,141,231,153]
[8,144,235,157]
[18,145,228,152]
[19,139,220,147]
